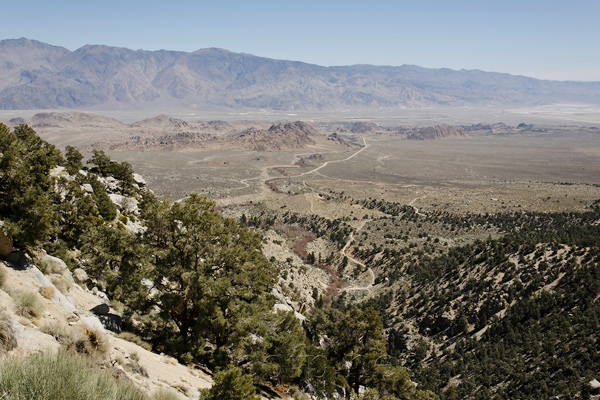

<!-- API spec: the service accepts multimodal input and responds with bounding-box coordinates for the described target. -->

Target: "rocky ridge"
[6,112,326,152]
[2,38,600,111]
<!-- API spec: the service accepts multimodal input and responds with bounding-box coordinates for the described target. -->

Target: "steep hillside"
[2,38,600,111]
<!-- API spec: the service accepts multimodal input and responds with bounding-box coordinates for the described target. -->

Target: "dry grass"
[50,274,73,295]
[118,331,153,352]
[42,323,109,362]
[39,285,56,299]
[0,350,149,400]
[0,309,17,354]
[14,291,44,319]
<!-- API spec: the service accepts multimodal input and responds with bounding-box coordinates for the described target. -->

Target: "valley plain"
[114,124,600,215]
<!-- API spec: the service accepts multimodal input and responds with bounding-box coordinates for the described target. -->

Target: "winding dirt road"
[341,219,376,292]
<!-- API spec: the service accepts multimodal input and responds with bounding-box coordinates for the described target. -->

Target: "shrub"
[14,291,44,319]
[42,324,108,361]
[63,326,109,361]
[0,350,149,400]
[39,285,56,299]
[0,309,17,354]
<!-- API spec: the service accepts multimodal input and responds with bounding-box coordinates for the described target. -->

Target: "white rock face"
[80,315,106,333]
[99,176,119,192]
[273,303,306,321]
[133,173,146,186]
[274,303,294,313]
[73,268,89,284]
[49,165,66,177]
[108,194,139,214]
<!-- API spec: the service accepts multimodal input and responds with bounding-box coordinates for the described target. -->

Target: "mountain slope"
[1,38,600,111]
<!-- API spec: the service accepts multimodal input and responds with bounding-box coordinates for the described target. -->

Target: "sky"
[2,0,600,81]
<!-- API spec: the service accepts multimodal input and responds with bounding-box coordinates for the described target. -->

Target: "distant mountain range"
[1,38,600,111]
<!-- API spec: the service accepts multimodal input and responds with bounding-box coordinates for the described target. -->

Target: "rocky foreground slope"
[0,253,212,399]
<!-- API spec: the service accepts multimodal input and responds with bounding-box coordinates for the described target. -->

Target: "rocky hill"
[349,122,381,134]
[406,124,470,140]
[232,121,318,151]
[2,38,600,111]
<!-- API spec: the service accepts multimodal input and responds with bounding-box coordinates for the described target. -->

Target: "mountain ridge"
[1,38,600,111]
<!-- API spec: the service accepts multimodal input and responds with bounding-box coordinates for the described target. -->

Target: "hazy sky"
[3,0,599,81]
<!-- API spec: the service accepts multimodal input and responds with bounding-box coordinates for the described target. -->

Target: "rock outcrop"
[232,121,318,151]
[327,132,351,146]
[349,122,380,133]
[407,125,470,140]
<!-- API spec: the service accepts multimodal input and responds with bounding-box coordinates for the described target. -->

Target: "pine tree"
[200,367,260,400]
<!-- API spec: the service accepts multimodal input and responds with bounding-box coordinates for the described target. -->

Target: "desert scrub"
[64,326,108,360]
[0,350,149,400]
[41,323,109,361]
[14,291,44,319]
[0,309,17,354]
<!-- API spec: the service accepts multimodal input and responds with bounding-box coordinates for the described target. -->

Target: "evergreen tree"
[0,124,62,249]
[199,367,260,400]
[64,145,84,175]
[129,194,275,366]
